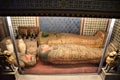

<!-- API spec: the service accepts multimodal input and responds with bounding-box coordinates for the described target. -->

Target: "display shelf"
[0,67,21,80]
[100,68,120,80]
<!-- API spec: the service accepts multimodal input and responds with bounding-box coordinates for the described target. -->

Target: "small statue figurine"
[0,50,16,72]
[105,50,120,73]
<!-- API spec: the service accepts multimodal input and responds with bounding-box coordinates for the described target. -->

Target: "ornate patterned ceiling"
[0,0,120,18]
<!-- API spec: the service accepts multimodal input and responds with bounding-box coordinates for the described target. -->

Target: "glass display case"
[0,16,119,75]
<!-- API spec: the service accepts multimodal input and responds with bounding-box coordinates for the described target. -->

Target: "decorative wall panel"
[1,0,119,10]
[83,18,109,35]
[11,17,110,36]
[40,17,80,34]
[0,0,120,18]
[11,17,38,35]
[111,19,120,49]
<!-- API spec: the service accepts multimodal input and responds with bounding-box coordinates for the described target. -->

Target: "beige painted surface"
[19,74,102,80]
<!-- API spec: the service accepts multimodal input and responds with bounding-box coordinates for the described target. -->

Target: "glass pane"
[0,17,18,73]
[104,19,120,73]
[2,16,118,74]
